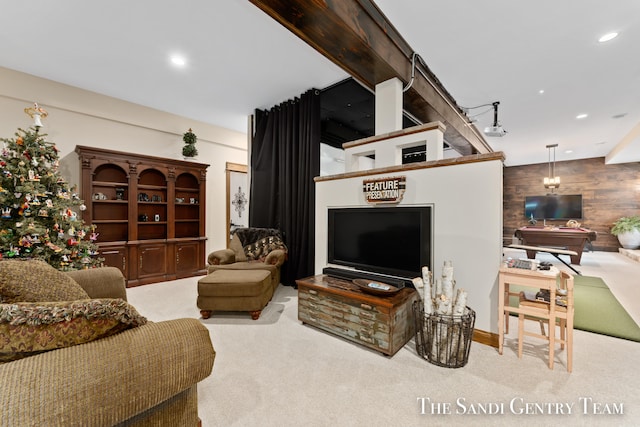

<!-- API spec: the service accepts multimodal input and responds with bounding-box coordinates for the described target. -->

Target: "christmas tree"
[0,104,102,270]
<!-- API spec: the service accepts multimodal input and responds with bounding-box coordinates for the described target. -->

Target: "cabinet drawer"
[299,298,390,334]
[299,306,390,350]
[299,288,389,323]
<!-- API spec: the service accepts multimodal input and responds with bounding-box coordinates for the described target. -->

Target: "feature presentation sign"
[363,176,406,204]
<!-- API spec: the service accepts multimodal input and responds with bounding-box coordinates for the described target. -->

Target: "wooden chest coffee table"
[296,275,418,356]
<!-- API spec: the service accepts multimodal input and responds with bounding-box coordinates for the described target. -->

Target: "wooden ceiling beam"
[250,0,492,155]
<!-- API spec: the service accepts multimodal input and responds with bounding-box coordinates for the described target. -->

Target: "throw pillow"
[244,235,287,261]
[0,298,147,362]
[229,235,247,262]
[0,259,89,303]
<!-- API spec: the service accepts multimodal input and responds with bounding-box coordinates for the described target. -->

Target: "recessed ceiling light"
[595,141,607,145]
[598,32,618,43]
[538,89,545,94]
[576,113,588,119]
[612,113,627,119]
[170,55,186,67]
[565,150,573,154]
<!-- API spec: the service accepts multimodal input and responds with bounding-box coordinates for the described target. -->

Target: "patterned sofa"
[0,261,215,426]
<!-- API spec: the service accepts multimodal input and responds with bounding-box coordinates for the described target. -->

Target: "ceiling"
[2,1,639,167]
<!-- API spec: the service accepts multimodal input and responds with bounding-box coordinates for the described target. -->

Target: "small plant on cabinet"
[182,128,198,158]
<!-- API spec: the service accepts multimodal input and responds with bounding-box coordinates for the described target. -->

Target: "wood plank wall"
[503,157,640,252]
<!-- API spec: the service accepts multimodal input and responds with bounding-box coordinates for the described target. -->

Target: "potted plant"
[610,215,640,249]
[182,128,198,159]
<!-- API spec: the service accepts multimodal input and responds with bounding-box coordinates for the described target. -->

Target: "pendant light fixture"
[543,144,560,191]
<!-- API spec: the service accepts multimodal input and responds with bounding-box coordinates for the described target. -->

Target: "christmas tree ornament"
[24,103,48,128]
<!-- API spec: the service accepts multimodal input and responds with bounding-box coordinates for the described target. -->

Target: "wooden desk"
[498,266,560,356]
[515,226,596,265]
[296,275,418,356]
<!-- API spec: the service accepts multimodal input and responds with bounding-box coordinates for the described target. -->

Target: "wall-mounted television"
[327,206,432,280]
[524,194,583,220]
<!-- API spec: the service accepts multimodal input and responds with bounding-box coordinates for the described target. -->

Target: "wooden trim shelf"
[138,184,167,190]
[93,181,129,187]
[314,152,505,182]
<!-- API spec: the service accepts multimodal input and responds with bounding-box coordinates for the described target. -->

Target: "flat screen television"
[524,194,583,220]
[327,206,432,279]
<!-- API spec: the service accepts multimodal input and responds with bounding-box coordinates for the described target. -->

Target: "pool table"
[514,226,597,265]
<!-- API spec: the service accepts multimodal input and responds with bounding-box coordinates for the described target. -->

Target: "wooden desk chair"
[517,271,574,372]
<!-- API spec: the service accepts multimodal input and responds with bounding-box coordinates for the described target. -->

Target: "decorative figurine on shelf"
[115,188,125,200]
[182,128,198,159]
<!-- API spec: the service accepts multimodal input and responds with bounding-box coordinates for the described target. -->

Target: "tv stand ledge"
[322,267,408,288]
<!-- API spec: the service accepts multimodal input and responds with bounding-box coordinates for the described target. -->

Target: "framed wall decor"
[225,162,248,246]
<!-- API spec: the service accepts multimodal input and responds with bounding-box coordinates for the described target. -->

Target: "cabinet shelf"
[92,200,128,204]
[138,184,167,191]
[93,181,129,187]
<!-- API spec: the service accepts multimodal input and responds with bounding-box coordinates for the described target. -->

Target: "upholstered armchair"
[207,227,287,288]
[0,263,215,426]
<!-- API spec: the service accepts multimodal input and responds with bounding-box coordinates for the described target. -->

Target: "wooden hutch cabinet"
[75,146,208,286]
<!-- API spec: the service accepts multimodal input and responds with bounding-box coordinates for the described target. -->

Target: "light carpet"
[128,278,640,427]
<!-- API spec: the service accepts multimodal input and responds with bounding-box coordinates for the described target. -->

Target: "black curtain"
[249,89,320,285]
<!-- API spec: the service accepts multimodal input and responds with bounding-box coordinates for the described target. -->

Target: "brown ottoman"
[197,269,272,320]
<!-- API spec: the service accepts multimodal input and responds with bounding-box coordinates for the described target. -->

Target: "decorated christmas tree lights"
[0,103,102,270]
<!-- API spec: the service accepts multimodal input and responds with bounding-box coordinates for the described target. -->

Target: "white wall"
[0,67,248,254]
[315,157,504,333]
